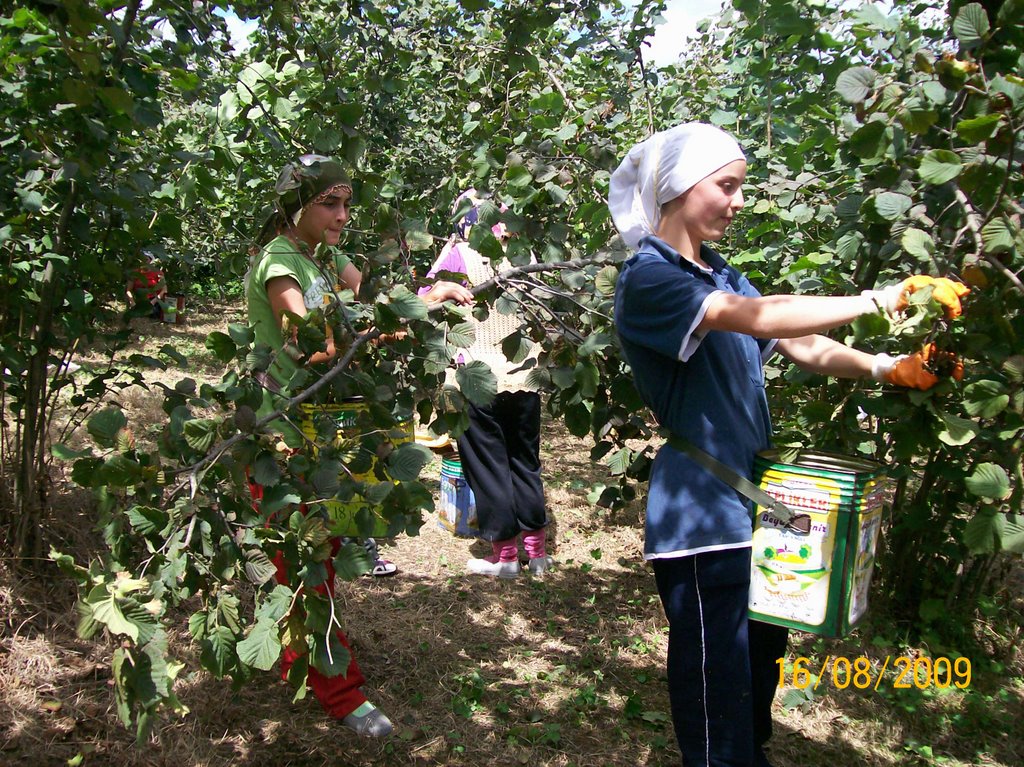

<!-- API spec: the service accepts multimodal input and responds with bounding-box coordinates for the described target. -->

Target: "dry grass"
[1,303,1022,766]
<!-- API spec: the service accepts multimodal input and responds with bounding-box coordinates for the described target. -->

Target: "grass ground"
[1,302,1021,766]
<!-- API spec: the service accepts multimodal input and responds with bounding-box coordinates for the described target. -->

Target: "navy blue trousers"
[652,548,788,767]
[457,390,547,542]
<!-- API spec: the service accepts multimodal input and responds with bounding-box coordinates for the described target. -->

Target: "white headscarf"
[608,123,746,249]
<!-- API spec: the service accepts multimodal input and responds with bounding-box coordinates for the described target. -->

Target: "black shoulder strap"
[666,433,811,535]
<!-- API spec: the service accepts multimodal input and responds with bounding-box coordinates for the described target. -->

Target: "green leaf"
[252,452,281,487]
[308,627,351,677]
[183,419,219,453]
[243,548,278,586]
[260,485,300,514]
[963,380,1009,418]
[236,619,281,672]
[937,412,980,446]
[387,442,432,481]
[455,361,497,407]
[564,403,591,437]
[952,2,990,48]
[127,354,166,370]
[200,625,237,677]
[52,443,92,460]
[88,407,127,448]
[160,344,189,367]
[594,265,618,296]
[602,447,633,476]
[403,227,433,251]
[874,192,912,221]
[98,86,134,114]
[1003,356,1024,383]
[17,188,44,212]
[900,228,935,261]
[76,601,100,639]
[918,150,962,184]
[126,505,170,536]
[101,455,143,486]
[956,113,1001,142]
[333,541,372,580]
[1003,514,1024,554]
[981,218,1014,254]
[388,285,428,320]
[90,594,139,641]
[836,232,863,262]
[205,332,237,363]
[228,324,256,346]
[847,120,887,158]
[446,321,477,349]
[579,332,614,358]
[963,508,1002,554]
[501,331,534,364]
[310,459,341,497]
[71,457,104,488]
[836,66,877,103]
[965,463,1011,500]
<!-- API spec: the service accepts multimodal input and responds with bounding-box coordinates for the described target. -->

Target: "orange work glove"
[883,344,964,390]
[896,276,970,319]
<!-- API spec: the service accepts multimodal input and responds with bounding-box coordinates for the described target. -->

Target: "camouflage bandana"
[310,182,353,206]
[274,154,353,222]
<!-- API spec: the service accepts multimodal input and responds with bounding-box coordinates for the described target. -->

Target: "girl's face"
[669,159,747,242]
[293,187,352,248]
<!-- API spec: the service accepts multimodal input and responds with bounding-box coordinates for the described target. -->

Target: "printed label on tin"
[761,472,843,513]
[847,506,883,625]
[749,508,836,627]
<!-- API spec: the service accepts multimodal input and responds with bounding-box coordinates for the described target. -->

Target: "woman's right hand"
[882,343,964,390]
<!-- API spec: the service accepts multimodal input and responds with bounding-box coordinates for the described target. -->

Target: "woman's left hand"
[423,280,474,306]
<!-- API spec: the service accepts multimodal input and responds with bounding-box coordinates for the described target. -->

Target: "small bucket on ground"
[748,450,887,638]
[159,299,177,324]
[437,453,478,537]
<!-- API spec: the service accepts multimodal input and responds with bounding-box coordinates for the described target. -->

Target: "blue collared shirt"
[615,236,777,558]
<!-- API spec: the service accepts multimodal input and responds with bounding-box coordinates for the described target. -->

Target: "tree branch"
[953,189,1024,294]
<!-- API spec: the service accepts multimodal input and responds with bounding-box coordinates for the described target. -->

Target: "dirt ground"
[1,305,1022,767]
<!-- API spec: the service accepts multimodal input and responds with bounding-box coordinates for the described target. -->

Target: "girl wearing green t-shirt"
[246,155,389,738]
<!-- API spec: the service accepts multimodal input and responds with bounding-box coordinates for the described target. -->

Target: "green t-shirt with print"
[246,235,352,389]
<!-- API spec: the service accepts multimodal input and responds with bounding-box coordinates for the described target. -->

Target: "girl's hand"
[423,280,474,306]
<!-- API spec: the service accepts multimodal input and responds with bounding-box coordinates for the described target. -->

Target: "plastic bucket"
[437,454,479,537]
[300,400,415,537]
[159,299,177,324]
[748,450,887,638]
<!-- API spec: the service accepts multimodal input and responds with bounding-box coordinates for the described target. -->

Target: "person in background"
[609,123,966,766]
[126,254,167,319]
[418,190,554,579]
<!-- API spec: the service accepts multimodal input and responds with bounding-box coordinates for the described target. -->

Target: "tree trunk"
[11,187,77,563]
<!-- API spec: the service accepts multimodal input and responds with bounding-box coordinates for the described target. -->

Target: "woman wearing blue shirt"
[610,123,966,766]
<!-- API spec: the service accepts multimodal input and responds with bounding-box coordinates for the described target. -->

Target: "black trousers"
[652,548,788,767]
[457,390,546,542]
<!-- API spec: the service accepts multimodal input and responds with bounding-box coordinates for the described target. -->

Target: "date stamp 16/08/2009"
[777,656,972,691]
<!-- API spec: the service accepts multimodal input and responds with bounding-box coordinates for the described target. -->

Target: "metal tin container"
[748,450,887,637]
[300,400,415,537]
[437,454,479,537]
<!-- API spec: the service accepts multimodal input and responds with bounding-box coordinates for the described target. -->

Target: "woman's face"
[293,187,352,248]
[669,159,747,242]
